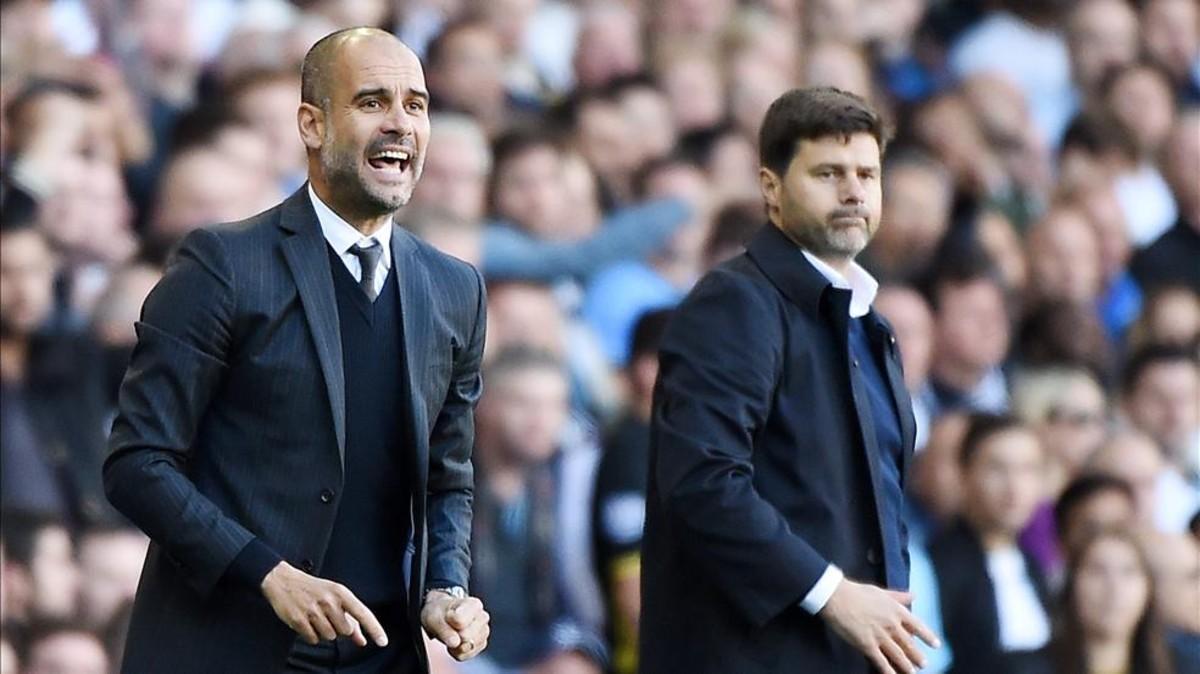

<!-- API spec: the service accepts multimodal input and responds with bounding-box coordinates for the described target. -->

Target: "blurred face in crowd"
[1026,206,1103,304]
[803,42,873,101]
[560,153,602,239]
[1040,374,1108,476]
[658,53,725,132]
[874,159,952,276]
[1059,488,1135,553]
[484,283,566,363]
[128,0,198,75]
[1068,0,1139,95]
[479,365,570,465]
[24,632,107,674]
[232,74,307,180]
[1071,534,1152,644]
[300,32,431,222]
[1089,433,1163,526]
[644,162,713,283]
[0,228,57,340]
[618,85,676,165]
[1123,359,1200,461]
[705,130,762,203]
[3,524,79,621]
[574,4,643,89]
[428,23,505,116]
[1105,66,1175,157]
[976,210,1029,294]
[1139,287,1200,347]
[760,133,883,265]
[730,53,796,141]
[1163,112,1200,227]
[412,117,490,223]
[1078,183,1130,282]
[91,264,162,347]
[963,427,1045,539]
[1141,0,1199,81]
[575,97,641,196]
[912,413,970,521]
[77,530,148,629]
[934,278,1010,377]
[874,286,934,390]
[152,145,279,242]
[492,143,568,240]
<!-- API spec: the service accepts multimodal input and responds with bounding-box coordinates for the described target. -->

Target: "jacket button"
[301,559,315,573]
[320,489,335,503]
[867,547,882,565]
[853,358,860,368]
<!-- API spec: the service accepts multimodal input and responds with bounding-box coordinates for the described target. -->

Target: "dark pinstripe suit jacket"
[104,187,485,673]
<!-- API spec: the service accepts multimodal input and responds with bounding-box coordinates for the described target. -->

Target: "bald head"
[301,27,411,111]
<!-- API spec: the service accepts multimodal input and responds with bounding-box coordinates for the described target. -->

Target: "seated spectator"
[1053,474,1137,557]
[910,412,971,530]
[1120,345,1200,485]
[875,284,936,448]
[469,347,605,673]
[1130,109,1200,292]
[1050,528,1177,674]
[1139,0,1200,102]
[0,219,110,526]
[411,113,491,223]
[590,308,671,674]
[920,248,1012,420]
[864,150,954,283]
[1088,431,1199,535]
[0,511,79,635]
[76,525,148,631]
[19,622,107,674]
[930,414,1054,674]
[1128,285,1200,351]
[700,199,762,272]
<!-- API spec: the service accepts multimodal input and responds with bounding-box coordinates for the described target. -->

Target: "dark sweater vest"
[849,317,907,589]
[321,244,411,605]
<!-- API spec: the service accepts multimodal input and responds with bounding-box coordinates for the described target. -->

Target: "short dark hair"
[1060,111,1138,163]
[1054,473,1136,535]
[959,413,1030,467]
[628,308,674,364]
[484,345,565,387]
[758,86,889,176]
[488,126,562,211]
[1121,343,1200,397]
[1,509,68,567]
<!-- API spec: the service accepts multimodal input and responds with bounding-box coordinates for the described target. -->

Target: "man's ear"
[759,166,782,217]
[298,102,325,151]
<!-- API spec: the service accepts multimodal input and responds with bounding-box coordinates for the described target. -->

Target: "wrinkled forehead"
[330,35,427,98]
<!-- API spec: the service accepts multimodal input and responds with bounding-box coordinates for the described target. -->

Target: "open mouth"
[367,149,412,175]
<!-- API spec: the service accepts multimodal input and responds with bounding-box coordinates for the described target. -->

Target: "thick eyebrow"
[352,86,429,105]
[809,162,880,174]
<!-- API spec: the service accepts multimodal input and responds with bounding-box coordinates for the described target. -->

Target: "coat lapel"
[867,313,917,479]
[390,226,430,492]
[278,187,347,464]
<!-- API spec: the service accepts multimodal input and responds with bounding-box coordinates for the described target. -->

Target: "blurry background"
[0,0,1197,673]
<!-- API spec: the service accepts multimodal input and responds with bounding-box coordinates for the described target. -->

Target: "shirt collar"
[800,250,879,318]
[308,183,393,269]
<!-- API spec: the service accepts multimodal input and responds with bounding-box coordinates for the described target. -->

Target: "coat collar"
[745,222,838,316]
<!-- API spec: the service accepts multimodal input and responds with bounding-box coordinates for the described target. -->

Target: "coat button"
[853,358,860,368]
[301,559,315,573]
[320,489,335,503]
[867,547,882,565]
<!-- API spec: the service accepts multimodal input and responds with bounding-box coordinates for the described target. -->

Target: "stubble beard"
[320,137,410,218]
[791,214,873,261]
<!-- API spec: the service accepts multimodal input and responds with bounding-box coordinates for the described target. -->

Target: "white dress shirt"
[308,184,393,297]
[797,250,882,614]
[986,546,1050,651]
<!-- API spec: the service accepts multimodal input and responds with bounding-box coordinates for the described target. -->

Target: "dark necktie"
[349,240,383,301]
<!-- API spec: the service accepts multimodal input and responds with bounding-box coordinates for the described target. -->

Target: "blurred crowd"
[0,0,1198,673]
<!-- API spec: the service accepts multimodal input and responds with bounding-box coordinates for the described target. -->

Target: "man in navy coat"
[640,87,940,674]
[104,28,490,673]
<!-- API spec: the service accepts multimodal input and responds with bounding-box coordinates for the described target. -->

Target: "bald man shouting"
[104,28,490,673]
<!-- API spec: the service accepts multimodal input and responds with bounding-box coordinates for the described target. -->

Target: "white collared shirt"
[801,250,879,318]
[308,184,393,297]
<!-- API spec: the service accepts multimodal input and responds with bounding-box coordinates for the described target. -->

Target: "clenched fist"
[421,590,490,661]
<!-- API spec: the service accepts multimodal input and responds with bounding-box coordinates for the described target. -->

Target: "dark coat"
[639,223,915,674]
[929,519,1055,674]
[103,187,486,673]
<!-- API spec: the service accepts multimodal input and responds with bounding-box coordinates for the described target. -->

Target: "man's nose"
[840,175,865,204]
[380,104,413,135]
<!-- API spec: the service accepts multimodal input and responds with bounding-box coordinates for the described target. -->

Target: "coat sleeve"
[424,265,486,590]
[651,269,831,628]
[103,227,257,597]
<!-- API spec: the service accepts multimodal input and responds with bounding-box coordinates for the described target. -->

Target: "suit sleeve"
[103,228,258,597]
[424,265,486,590]
[651,270,831,628]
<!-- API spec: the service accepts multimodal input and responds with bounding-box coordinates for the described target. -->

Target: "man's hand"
[819,579,940,674]
[260,562,388,648]
[421,590,490,661]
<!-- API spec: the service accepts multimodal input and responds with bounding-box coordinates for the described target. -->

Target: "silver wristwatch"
[424,585,467,602]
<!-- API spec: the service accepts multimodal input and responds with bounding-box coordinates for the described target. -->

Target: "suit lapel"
[867,313,917,478]
[391,226,430,492]
[278,188,347,464]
